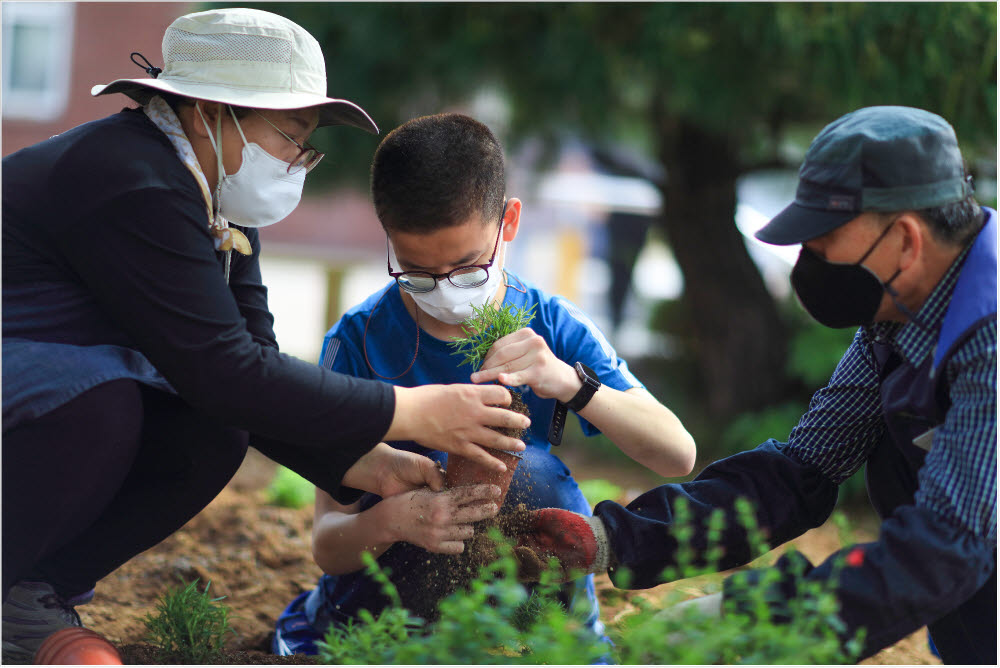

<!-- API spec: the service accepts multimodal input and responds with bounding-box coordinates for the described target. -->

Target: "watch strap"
[548,401,568,446]
[548,363,601,446]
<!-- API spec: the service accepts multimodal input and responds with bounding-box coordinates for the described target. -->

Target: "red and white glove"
[509,508,610,582]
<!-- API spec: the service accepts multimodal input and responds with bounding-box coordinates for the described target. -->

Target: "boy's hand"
[507,508,611,582]
[470,328,582,403]
[386,385,529,471]
[342,442,446,497]
[376,484,501,554]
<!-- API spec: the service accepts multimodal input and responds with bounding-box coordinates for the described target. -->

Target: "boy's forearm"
[312,507,395,575]
[578,387,696,477]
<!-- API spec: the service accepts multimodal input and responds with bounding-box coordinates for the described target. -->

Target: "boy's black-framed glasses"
[250,109,324,175]
[387,201,507,294]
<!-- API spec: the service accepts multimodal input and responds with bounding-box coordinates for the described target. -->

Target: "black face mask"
[790,221,901,329]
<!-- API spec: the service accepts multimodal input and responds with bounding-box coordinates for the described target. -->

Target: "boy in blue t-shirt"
[273,113,696,655]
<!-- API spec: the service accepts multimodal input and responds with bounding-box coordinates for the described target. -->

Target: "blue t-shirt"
[303,272,638,631]
[321,271,643,451]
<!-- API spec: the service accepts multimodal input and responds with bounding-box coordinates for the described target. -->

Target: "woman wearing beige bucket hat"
[1,8,524,660]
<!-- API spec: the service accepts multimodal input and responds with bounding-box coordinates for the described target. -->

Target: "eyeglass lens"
[396,266,489,293]
[289,149,323,175]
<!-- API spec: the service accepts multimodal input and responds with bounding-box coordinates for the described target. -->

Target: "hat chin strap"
[195,102,250,213]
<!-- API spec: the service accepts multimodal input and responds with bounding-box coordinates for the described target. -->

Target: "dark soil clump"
[418,392,533,613]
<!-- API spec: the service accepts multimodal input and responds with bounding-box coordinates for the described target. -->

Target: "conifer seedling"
[448,302,537,373]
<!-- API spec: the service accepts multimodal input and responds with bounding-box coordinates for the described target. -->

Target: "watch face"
[576,362,600,387]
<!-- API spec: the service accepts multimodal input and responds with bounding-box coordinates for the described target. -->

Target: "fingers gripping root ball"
[511,508,610,582]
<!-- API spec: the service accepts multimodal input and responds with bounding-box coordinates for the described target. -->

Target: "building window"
[2,2,75,122]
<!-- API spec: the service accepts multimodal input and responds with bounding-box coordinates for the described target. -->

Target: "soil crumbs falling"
[54,448,938,665]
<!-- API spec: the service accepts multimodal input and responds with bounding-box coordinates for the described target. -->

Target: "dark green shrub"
[141,579,234,664]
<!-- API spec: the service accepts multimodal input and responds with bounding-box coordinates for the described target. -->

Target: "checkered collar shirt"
[785,232,997,540]
[867,240,970,368]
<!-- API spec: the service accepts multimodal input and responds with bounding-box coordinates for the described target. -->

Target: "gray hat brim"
[754,202,856,246]
[91,78,378,134]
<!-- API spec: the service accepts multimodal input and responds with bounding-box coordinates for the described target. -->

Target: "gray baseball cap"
[756,106,972,245]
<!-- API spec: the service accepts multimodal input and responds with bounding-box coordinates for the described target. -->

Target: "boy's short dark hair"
[371,113,505,233]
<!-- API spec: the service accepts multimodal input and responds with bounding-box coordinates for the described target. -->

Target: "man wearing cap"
[1,8,526,660]
[508,106,996,663]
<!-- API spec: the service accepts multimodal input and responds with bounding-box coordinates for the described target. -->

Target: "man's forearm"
[594,440,839,588]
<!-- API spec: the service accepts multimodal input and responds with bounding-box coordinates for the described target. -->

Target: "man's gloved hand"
[508,508,611,582]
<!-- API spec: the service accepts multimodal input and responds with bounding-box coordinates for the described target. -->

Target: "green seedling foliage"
[264,465,314,509]
[577,478,625,507]
[316,531,608,664]
[615,499,865,664]
[448,302,537,372]
[317,504,865,664]
[141,579,234,664]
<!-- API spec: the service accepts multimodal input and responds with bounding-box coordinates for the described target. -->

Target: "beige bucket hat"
[91,7,377,133]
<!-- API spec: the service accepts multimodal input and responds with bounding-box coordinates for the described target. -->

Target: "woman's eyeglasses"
[251,109,324,175]
[388,202,507,294]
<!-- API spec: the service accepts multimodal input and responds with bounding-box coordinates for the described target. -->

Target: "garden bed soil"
[47,448,939,665]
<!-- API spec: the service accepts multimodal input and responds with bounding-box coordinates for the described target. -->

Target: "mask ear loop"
[882,270,929,330]
[227,106,251,147]
[859,218,930,330]
[856,217,900,265]
[363,283,421,380]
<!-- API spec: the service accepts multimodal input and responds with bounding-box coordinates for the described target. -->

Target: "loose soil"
[52,448,937,665]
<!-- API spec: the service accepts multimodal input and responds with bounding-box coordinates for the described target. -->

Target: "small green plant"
[448,302,537,372]
[316,532,608,664]
[613,497,865,664]
[142,579,234,664]
[317,503,866,664]
[577,478,624,507]
[264,465,314,509]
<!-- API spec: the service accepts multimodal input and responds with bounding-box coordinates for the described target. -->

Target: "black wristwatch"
[548,362,602,446]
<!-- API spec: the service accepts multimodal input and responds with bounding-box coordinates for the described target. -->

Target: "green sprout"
[142,579,234,664]
[264,465,314,509]
[448,302,537,372]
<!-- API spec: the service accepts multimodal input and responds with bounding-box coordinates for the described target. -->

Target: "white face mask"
[197,103,305,228]
[389,240,506,324]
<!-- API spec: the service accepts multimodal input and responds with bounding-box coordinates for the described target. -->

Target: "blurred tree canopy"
[234,1,996,418]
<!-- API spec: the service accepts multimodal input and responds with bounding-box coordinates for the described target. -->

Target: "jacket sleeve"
[722,503,994,660]
[595,326,997,660]
[594,330,884,587]
[594,439,840,587]
[726,322,997,660]
[51,186,396,497]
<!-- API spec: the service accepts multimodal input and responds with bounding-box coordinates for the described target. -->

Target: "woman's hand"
[341,442,446,497]
[373,484,502,554]
[386,384,529,471]
[469,328,581,402]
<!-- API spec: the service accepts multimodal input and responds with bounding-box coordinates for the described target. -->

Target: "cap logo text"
[827,195,856,211]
